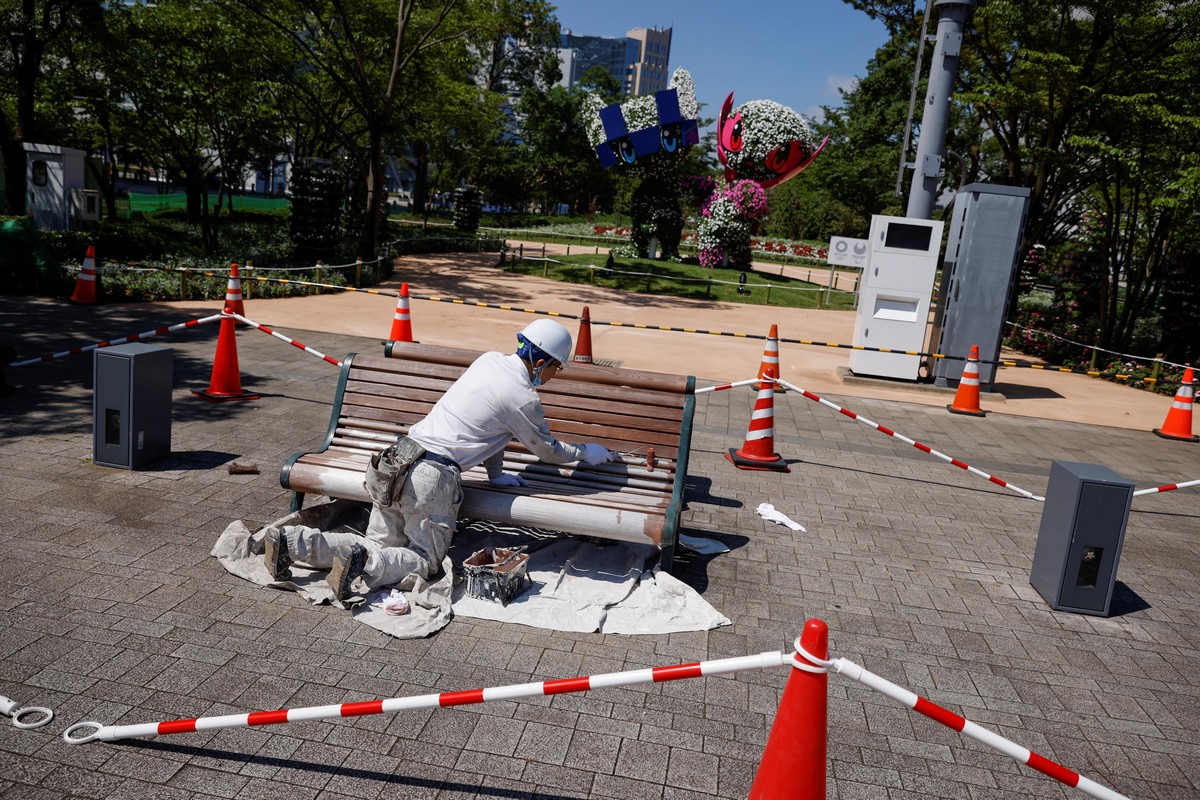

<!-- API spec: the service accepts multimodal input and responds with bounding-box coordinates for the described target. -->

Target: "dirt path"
[156,250,1176,432]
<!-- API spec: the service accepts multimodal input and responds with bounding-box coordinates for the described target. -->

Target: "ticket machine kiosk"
[849,215,944,380]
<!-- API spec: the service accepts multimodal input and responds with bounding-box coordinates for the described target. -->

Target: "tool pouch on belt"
[364,436,425,506]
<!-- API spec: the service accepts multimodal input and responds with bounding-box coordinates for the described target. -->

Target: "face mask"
[525,353,545,386]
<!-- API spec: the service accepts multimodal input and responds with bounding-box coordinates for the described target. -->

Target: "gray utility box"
[929,183,1030,388]
[93,343,173,469]
[1030,461,1133,616]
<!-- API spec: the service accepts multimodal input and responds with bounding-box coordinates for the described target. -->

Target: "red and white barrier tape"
[223,312,342,367]
[775,377,1045,501]
[793,644,1130,800]
[63,630,1131,798]
[8,315,223,367]
[700,375,1190,503]
[1133,478,1199,496]
[63,650,791,744]
[768,376,1041,501]
[695,377,763,394]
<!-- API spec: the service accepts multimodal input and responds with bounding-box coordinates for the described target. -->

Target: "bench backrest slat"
[384,341,690,394]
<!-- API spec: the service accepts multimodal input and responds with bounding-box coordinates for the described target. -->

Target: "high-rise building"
[557,26,672,97]
[624,27,672,95]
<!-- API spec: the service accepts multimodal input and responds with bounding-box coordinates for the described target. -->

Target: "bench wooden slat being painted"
[280,342,696,568]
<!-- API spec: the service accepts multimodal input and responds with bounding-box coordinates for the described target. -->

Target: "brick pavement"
[1,294,1198,799]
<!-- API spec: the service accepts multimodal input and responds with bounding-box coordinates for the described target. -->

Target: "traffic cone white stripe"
[222,264,246,317]
[757,325,783,388]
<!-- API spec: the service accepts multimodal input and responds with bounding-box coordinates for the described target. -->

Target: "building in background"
[625,27,672,95]
[557,26,672,97]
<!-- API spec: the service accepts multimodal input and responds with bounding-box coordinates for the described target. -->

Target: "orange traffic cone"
[725,367,790,471]
[192,316,260,402]
[70,244,99,304]
[1153,366,1198,442]
[749,619,829,799]
[573,306,594,364]
[389,282,414,342]
[222,264,246,318]
[757,324,783,391]
[947,344,986,417]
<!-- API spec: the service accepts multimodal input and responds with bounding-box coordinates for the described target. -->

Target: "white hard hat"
[518,319,573,365]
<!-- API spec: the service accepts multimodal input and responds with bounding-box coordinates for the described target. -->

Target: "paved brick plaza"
[1,294,1197,799]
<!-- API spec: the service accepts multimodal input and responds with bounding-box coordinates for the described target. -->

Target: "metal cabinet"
[1030,460,1133,616]
[93,343,173,469]
[929,183,1030,387]
[849,215,944,380]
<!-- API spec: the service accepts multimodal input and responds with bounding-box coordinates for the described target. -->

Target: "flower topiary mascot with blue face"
[582,69,701,260]
[697,93,828,268]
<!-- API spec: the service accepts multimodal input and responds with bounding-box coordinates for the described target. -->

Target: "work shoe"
[327,542,368,601]
[263,526,292,580]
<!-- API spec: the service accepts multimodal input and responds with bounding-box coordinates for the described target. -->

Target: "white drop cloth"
[213,500,729,638]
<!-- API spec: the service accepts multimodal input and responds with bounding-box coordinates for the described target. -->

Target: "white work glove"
[581,443,614,465]
[489,473,527,487]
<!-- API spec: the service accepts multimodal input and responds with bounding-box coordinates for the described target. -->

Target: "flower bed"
[594,225,827,260]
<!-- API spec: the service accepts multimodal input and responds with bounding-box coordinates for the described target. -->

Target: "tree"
[228,0,482,258]
[399,36,507,215]
[780,34,922,240]
[511,84,605,213]
[104,0,289,251]
[846,0,1200,358]
[472,0,561,95]
[0,0,104,215]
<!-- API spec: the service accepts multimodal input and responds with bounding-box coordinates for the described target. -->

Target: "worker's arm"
[506,399,589,465]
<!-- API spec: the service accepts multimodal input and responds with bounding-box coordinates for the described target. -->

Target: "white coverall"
[282,351,587,591]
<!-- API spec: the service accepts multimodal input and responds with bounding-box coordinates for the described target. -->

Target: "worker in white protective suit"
[262,318,614,601]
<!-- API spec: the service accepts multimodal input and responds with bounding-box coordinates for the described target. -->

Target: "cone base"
[726,448,791,472]
[1153,427,1198,442]
[192,388,260,403]
[947,403,986,417]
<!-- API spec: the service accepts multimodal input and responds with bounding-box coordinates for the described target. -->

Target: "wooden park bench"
[280,341,696,569]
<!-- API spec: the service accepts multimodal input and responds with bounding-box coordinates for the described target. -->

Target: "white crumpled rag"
[756,503,806,532]
[371,589,411,616]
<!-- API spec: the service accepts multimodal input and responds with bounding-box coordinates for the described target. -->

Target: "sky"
[551,0,894,124]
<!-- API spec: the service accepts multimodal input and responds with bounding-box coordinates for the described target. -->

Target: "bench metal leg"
[290,492,305,513]
[658,541,675,572]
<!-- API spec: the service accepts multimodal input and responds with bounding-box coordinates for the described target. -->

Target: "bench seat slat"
[285,464,667,546]
[302,448,678,497]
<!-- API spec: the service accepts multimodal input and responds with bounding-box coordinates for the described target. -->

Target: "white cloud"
[825,73,859,98]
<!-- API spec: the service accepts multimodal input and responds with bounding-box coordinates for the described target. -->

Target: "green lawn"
[502,251,856,310]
